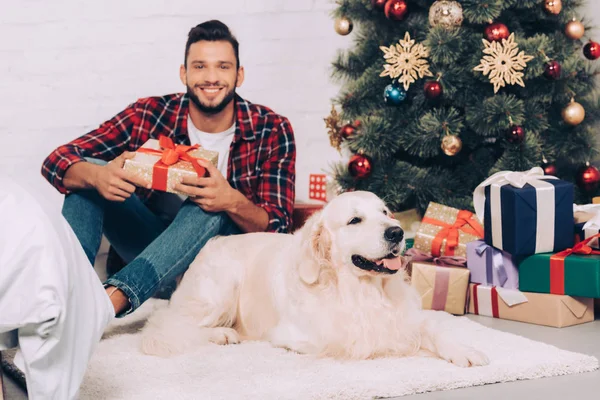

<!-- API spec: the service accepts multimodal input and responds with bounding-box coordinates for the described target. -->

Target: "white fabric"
[473,167,558,252]
[187,115,235,177]
[0,178,114,400]
[79,299,598,400]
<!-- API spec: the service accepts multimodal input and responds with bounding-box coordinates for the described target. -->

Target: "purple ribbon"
[475,242,508,287]
[405,248,467,267]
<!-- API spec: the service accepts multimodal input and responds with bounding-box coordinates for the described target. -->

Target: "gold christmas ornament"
[562,98,585,126]
[428,0,463,28]
[473,33,534,94]
[324,105,343,151]
[334,16,353,36]
[565,19,585,40]
[441,135,462,156]
[544,0,562,15]
[380,32,433,91]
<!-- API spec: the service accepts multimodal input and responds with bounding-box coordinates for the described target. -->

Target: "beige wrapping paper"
[411,262,470,315]
[468,284,594,328]
[123,138,218,195]
[414,202,483,257]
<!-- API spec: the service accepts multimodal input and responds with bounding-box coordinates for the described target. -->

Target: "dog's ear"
[297,212,331,285]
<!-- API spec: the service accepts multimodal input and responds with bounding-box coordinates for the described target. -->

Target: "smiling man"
[41,20,296,317]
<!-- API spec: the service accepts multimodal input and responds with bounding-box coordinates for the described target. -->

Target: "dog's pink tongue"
[383,257,405,270]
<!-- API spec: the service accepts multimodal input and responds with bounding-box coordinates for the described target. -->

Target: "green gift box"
[519,252,600,298]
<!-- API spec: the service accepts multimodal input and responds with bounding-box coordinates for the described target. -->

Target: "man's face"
[181,40,244,115]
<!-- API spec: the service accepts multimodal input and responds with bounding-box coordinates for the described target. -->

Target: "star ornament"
[473,33,534,93]
[324,105,342,151]
[380,32,433,91]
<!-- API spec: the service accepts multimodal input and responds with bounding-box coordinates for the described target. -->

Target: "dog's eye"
[348,217,362,225]
[383,209,388,216]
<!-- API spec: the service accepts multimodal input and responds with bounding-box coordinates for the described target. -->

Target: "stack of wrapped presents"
[407,167,598,328]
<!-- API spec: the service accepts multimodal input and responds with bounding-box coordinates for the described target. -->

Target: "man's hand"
[174,159,242,213]
[92,152,151,202]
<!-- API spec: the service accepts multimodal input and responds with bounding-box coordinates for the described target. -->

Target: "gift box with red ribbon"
[468,283,594,328]
[123,136,218,195]
[518,234,600,298]
[413,202,483,258]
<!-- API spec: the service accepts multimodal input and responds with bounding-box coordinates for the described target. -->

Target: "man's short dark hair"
[185,20,240,69]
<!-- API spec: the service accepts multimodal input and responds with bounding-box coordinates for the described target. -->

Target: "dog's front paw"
[206,327,240,345]
[438,344,489,368]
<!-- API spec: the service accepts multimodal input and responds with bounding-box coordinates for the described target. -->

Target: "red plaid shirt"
[41,94,296,233]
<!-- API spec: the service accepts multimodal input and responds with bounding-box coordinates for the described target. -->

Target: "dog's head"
[296,191,406,284]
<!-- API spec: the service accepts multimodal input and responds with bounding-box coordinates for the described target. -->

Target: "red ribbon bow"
[137,136,207,191]
[549,233,600,295]
[421,210,484,257]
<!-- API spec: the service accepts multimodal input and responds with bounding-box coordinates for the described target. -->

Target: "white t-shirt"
[155,117,236,219]
[187,115,235,177]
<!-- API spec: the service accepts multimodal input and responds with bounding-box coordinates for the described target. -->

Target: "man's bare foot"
[105,286,131,315]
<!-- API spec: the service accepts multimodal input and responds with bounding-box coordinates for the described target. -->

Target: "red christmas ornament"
[577,163,600,192]
[583,41,600,60]
[371,0,388,9]
[541,161,558,176]
[384,0,408,21]
[424,81,443,99]
[543,60,561,79]
[348,154,373,179]
[340,123,356,139]
[506,125,525,144]
[484,22,510,42]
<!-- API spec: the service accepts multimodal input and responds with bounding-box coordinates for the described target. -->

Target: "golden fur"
[140,191,488,366]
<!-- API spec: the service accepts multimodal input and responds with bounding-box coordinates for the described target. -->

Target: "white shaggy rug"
[80,300,598,400]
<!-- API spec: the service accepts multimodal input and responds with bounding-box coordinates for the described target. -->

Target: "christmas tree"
[326,0,600,213]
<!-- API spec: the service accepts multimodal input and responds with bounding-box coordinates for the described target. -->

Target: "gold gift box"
[123,138,219,195]
[414,202,482,257]
[411,262,470,315]
[468,284,594,328]
[392,208,422,239]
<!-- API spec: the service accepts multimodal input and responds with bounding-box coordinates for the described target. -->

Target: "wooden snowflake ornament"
[380,32,433,90]
[473,33,534,93]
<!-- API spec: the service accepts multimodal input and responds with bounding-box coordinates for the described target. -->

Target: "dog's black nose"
[384,226,404,244]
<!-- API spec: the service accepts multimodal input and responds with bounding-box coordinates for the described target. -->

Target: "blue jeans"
[62,159,241,317]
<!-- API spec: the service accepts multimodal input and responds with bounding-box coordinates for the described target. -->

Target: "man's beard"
[187,83,236,115]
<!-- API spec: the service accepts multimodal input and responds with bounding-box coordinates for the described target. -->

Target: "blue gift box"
[482,179,574,256]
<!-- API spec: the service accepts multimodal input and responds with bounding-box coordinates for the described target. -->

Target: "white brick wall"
[2,0,597,212]
[0,0,350,211]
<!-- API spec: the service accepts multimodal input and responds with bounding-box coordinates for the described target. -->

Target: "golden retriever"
[140,191,488,367]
